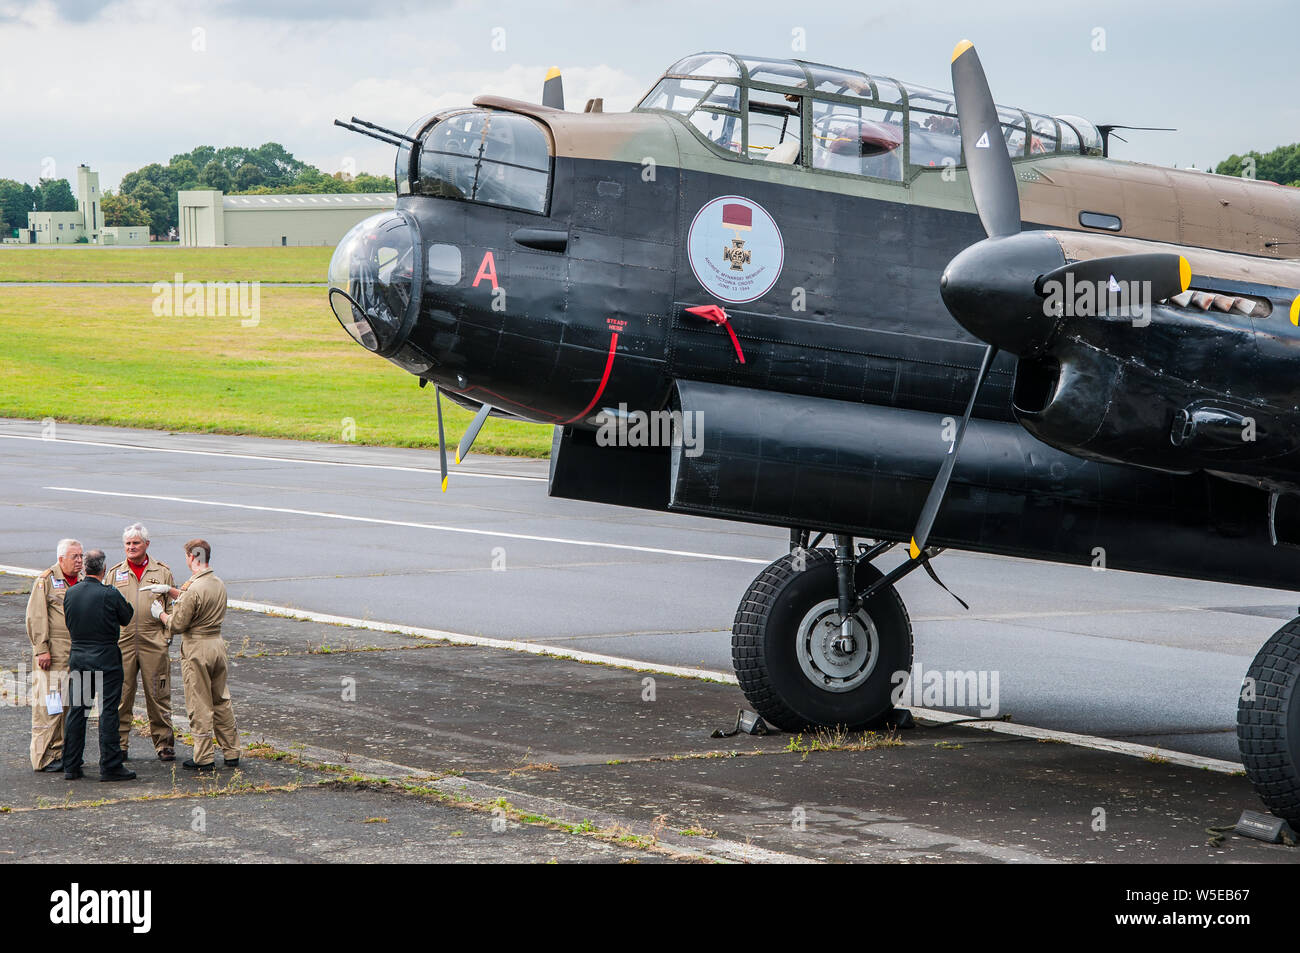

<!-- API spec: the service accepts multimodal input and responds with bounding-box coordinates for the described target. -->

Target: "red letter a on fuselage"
[472,251,499,291]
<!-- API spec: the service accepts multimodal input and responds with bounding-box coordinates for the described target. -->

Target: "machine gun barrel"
[333,119,405,148]
[350,117,416,143]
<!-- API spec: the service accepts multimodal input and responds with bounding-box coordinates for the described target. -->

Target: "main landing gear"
[734,530,1300,828]
[1239,618,1300,828]
[732,532,919,731]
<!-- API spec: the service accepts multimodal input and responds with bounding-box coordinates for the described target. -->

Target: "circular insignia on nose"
[687,195,784,304]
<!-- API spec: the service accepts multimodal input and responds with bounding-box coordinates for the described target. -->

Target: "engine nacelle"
[1012,341,1300,484]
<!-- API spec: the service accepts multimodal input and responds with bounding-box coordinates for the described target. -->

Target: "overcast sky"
[3,0,1296,191]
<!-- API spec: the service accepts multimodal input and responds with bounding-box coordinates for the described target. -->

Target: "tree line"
[2,142,395,238]
[0,178,77,234]
[1212,143,1300,187]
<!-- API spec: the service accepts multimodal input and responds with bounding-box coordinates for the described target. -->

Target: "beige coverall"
[170,569,238,765]
[25,565,79,770]
[108,556,176,754]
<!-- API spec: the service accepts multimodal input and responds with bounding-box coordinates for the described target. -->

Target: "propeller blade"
[909,345,998,559]
[1036,253,1191,304]
[456,402,493,465]
[434,385,448,493]
[542,67,564,110]
[951,40,1020,239]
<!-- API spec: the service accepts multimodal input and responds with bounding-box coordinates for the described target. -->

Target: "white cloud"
[2,0,1297,189]
[0,2,650,189]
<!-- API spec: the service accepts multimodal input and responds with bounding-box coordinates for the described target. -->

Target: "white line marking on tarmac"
[0,432,544,482]
[0,564,733,682]
[0,562,1244,774]
[42,488,774,564]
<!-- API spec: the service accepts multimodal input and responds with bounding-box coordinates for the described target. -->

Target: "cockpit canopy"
[396,108,553,215]
[636,52,1103,182]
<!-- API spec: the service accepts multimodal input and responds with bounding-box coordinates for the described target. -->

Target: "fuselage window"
[415,110,552,215]
[810,98,903,181]
[1079,211,1122,231]
[427,243,462,285]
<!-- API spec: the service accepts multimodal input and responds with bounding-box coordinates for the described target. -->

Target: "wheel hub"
[796,599,879,693]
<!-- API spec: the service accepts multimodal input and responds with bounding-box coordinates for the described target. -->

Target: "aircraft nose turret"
[328,211,422,356]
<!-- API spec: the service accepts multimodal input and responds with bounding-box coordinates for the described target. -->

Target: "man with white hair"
[107,523,177,762]
[24,538,82,772]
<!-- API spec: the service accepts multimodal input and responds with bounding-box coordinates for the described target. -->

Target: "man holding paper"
[62,549,135,781]
[25,538,82,772]
[155,539,238,772]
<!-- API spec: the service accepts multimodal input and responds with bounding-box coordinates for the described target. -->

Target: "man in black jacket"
[62,549,136,781]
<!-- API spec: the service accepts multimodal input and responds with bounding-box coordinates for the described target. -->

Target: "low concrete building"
[28,211,86,244]
[24,166,148,245]
[101,225,151,245]
[178,190,395,247]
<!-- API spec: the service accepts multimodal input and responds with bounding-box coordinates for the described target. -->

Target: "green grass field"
[0,284,553,457]
[0,246,333,283]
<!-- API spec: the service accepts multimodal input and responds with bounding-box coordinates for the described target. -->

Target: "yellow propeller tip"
[545,67,562,81]
[454,451,461,465]
[1290,295,1300,327]
[1178,256,1192,292]
[441,476,448,493]
[951,39,974,63]
[909,538,921,560]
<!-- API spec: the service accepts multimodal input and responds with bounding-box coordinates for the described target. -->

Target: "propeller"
[434,385,448,493]
[908,40,1190,559]
[1035,254,1190,303]
[939,41,1190,357]
[909,343,996,559]
[950,40,1019,240]
[542,67,564,110]
[456,402,493,464]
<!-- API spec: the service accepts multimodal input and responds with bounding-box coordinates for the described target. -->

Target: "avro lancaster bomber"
[331,44,1300,826]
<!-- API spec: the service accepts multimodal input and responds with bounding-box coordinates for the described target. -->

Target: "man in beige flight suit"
[25,539,83,772]
[107,523,177,762]
[155,539,238,772]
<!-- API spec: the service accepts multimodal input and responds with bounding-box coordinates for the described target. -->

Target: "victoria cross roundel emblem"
[687,195,784,304]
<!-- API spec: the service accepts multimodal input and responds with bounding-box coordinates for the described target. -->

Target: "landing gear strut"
[1239,617,1300,828]
[732,535,913,731]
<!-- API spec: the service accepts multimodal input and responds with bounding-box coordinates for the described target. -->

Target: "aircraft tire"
[1238,617,1300,827]
[732,548,912,731]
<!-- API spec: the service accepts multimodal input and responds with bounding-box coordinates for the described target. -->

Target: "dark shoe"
[223,757,239,768]
[38,758,65,773]
[182,759,215,773]
[99,767,136,782]
[158,747,175,762]
[63,769,83,780]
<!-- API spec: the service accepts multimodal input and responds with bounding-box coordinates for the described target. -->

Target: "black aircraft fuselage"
[328,46,1300,830]
[328,67,1300,597]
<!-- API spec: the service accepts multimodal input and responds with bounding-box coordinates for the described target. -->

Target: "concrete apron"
[0,588,1295,864]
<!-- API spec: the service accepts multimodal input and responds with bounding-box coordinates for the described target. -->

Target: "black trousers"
[63,644,125,775]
